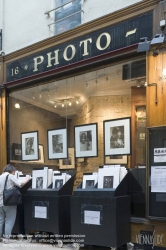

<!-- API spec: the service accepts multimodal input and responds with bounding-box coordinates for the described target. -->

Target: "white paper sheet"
[82,173,98,189]
[151,166,166,192]
[84,210,100,225]
[154,148,166,155]
[98,166,120,189]
[154,155,166,163]
[35,206,47,219]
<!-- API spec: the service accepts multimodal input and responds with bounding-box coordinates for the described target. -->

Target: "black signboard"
[6,12,153,83]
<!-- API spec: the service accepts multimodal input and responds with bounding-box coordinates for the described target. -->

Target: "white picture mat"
[75,124,97,157]
[104,118,130,155]
[52,175,66,189]
[22,131,38,161]
[98,167,120,189]
[35,206,47,219]
[84,210,100,225]
[82,174,98,189]
[30,145,44,163]
[151,166,166,192]
[32,168,48,189]
[48,129,67,159]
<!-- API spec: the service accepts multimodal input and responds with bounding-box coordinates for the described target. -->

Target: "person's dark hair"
[3,164,16,173]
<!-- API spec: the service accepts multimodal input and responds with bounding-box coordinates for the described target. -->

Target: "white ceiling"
[10,62,145,117]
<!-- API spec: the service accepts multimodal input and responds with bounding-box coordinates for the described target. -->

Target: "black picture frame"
[74,123,98,158]
[13,143,22,161]
[103,117,131,156]
[21,131,39,161]
[47,128,67,159]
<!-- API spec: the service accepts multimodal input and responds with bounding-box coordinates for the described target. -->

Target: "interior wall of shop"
[8,94,131,183]
[9,96,69,173]
[0,0,142,55]
[66,94,131,189]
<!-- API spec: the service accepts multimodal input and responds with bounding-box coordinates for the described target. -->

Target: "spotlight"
[69,101,72,106]
[33,95,35,99]
[137,37,150,52]
[151,34,164,45]
[54,104,57,108]
[86,82,89,88]
[14,103,20,109]
[62,103,64,107]
[136,82,141,88]
[76,99,79,104]
[106,76,109,82]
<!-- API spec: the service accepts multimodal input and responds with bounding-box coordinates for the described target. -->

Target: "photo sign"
[6,12,153,83]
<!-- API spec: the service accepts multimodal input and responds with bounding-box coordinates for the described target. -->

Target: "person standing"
[0,164,30,243]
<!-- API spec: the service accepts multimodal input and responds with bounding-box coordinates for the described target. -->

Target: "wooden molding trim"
[4,0,159,62]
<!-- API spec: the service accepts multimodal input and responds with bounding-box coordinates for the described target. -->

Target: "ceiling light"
[69,101,72,106]
[54,104,57,108]
[33,95,35,99]
[14,103,20,109]
[62,103,64,107]
[39,92,42,98]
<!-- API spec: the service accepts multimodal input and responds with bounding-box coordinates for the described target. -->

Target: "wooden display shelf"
[10,160,59,166]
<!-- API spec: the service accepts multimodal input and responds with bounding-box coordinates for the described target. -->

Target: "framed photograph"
[32,167,48,189]
[47,128,67,159]
[13,143,22,160]
[30,145,45,163]
[105,155,128,165]
[59,148,75,169]
[82,173,98,189]
[52,174,66,189]
[74,123,98,158]
[98,166,120,189]
[103,117,131,156]
[21,131,39,161]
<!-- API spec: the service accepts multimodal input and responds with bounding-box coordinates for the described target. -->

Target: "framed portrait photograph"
[13,143,22,160]
[82,173,98,189]
[105,155,128,165]
[21,131,39,161]
[47,128,67,159]
[74,123,98,158]
[32,167,48,189]
[104,117,131,156]
[59,148,75,169]
[30,144,45,163]
[52,174,66,189]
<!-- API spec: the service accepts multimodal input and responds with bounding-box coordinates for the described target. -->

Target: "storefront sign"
[6,12,153,83]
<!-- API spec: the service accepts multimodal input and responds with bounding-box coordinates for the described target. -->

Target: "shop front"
[1,0,166,248]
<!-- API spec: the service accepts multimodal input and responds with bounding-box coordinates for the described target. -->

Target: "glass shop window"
[54,0,81,35]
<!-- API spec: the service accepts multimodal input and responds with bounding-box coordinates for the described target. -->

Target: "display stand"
[70,170,144,249]
[12,179,32,235]
[24,174,75,240]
